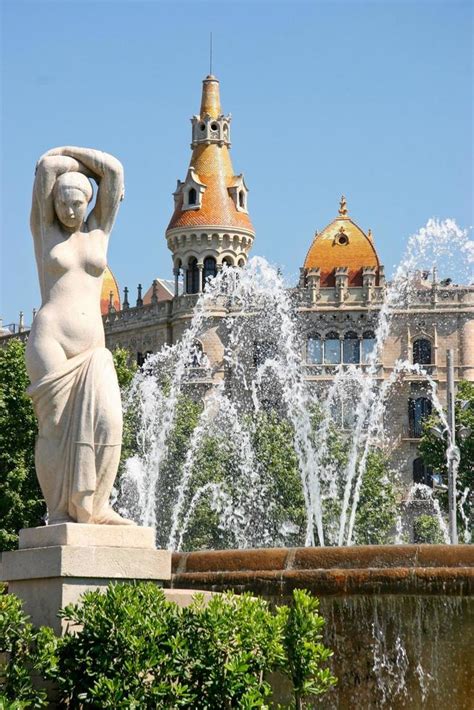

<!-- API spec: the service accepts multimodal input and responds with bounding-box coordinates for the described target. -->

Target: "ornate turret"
[166,75,255,295]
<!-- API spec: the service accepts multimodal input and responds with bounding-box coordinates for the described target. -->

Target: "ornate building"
[2,74,473,490]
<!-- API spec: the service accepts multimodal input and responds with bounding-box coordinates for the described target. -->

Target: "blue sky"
[1,0,472,325]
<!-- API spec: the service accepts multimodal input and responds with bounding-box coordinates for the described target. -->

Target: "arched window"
[361,331,376,364]
[238,258,245,268]
[203,257,217,285]
[408,397,432,438]
[307,335,323,364]
[413,338,432,366]
[239,190,245,208]
[186,258,200,294]
[343,331,360,364]
[324,332,341,364]
[413,457,433,487]
[188,187,197,206]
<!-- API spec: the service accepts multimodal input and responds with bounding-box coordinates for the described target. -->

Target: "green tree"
[353,450,397,546]
[112,346,137,390]
[419,380,473,539]
[112,347,139,468]
[252,411,306,546]
[413,514,444,544]
[0,339,45,551]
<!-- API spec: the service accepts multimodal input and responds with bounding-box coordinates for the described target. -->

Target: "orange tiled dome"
[167,76,254,233]
[100,266,121,315]
[304,197,380,287]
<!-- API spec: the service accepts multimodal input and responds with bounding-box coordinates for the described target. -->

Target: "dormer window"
[180,167,206,212]
[228,174,249,213]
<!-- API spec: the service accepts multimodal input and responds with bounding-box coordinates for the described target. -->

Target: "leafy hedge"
[0,583,336,708]
[0,588,49,708]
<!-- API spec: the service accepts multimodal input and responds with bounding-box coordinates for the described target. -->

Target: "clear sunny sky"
[1,0,472,325]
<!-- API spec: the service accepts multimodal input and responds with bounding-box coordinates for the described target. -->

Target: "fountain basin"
[169,545,473,708]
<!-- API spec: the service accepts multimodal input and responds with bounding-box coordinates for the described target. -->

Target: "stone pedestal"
[1,524,171,634]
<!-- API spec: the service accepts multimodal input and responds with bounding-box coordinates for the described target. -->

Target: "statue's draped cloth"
[27,347,122,521]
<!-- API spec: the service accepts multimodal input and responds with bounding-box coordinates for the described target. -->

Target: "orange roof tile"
[304,213,380,287]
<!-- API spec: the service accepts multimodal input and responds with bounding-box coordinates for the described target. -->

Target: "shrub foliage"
[0,582,336,709]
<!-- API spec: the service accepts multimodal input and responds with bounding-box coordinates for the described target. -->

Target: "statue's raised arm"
[25,146,133,527]
[35,146,124,235]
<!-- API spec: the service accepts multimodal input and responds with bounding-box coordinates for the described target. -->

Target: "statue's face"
[54,186,88,229]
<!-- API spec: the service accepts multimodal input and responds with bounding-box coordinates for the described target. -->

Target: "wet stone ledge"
[170,545,474,597]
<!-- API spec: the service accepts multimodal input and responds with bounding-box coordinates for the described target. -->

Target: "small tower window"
[188,188,197,206]
[186,258,200,294]
[203,257,217,285]
[228,177,248,213]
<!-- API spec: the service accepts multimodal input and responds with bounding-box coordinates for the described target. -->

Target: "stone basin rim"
[172,544,474,574]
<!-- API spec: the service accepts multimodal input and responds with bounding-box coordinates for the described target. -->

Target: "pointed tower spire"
[166,75,255,294]
[200,75,221,118]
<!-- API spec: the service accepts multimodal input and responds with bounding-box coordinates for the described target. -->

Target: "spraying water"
[118,219,472,549]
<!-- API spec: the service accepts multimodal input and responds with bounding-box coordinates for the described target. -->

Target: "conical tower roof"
[167,76,254,233]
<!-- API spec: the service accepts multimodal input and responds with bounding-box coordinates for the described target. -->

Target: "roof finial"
[339,195,348,217]
[209,32,213,76]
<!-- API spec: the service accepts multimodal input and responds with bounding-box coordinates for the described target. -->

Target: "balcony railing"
[303,362,383,377]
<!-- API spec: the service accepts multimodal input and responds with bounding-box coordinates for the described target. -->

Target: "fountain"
[118,218,472,549]
[117,218,473,706]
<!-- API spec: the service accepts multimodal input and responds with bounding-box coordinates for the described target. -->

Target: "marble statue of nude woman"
[25,146,134,525]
